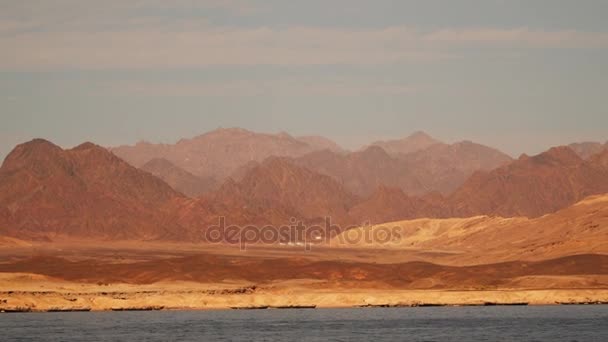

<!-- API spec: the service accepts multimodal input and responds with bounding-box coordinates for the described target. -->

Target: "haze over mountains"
[141,158,218,197]
[568,141,608,159]
[365,131,441,155]
[0,129,607,242]
[114,128,513,197]
[110,128,334,181]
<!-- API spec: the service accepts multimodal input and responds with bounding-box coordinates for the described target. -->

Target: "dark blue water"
[1,306,607,341]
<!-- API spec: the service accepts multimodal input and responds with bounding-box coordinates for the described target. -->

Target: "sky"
[1,0,607,160]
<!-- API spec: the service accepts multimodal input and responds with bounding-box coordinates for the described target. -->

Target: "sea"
[1,306,607,341]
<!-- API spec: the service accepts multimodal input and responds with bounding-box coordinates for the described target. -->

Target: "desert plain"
[2,194,608,312]
[1,132,607,312]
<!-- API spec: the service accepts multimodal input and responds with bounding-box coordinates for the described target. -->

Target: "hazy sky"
[1,0,607,160]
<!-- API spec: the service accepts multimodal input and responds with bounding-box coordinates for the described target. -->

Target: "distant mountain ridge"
[365,131,441,155]
[568,141,608,159]
[294,139,512,196]
[1,134,608,242]
[110,128,344,181]
[140,158,218,197]
[110,129,513,197]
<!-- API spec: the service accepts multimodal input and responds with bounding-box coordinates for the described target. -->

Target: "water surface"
[2,306,607,341]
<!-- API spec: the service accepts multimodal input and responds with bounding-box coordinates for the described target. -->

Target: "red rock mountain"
[365,131,441,155]
[296,135,344,153]
[0,140,357,241]
[0,139,187,240]
[214,157,357,224]
[294,146,426,197]
[141,158,218,197]
[348,186,447,224]
[448,146,608,218]
[348,147,608,222]
[568,141,607,159]
[398,141,513,194]
[295,141,511,197]
[110,128,341,180]
[589,149,608,169]
[2,138,608,243]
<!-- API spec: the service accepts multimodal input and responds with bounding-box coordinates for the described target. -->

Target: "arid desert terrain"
[1,130,607,312]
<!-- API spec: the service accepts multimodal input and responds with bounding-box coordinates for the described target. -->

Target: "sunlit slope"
[334,194,608,263]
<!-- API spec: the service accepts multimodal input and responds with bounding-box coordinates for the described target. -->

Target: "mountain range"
[1,130,607,242]
[110,128,340,182]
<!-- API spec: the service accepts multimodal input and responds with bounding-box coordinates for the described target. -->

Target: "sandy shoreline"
[2,278,608,312]
[2,240,608,313]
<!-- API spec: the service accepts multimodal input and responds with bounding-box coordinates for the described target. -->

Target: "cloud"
[1,23,607,70]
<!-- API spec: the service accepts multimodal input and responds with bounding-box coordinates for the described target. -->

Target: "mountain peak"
[453,140,475,147]
[1,138,65,171]
[277,131,293,139]
[71,141,102,151]
[367,131,441,155]
[142,157,175,169]
[216,127,253,135]
[297,135,344,153]
[408,131,435,141]
[13,138,61,154]
[359,145,391,159]
[535,146,582,165]
[69,142,120,165]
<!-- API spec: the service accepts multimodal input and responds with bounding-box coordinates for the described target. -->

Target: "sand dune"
[335,194,608,264]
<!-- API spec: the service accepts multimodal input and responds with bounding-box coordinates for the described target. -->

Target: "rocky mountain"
[296,135,344,153]
[110,128,339,180]
[295,141,511,197]
[448,146,608,218]
[0,140,357,241]
[365,131,441,155]
[348,186,447,225]
[568,141,607,159]
[141,158,218,197]
[345,146,608,223]
[214,157,357,224]
[398,141,513,194]
[589,149,608,169]
[0,139,187,240]
[2,138,608,243]
[294,146,426,197]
